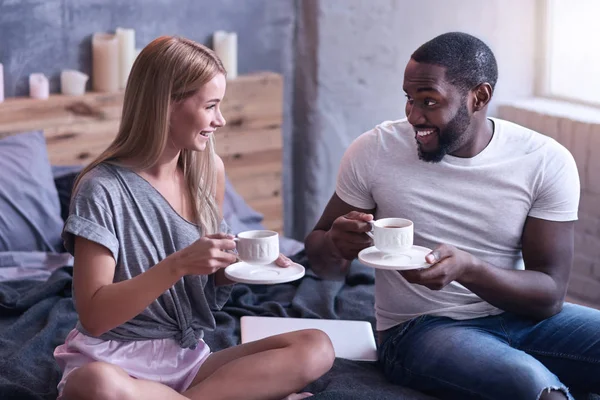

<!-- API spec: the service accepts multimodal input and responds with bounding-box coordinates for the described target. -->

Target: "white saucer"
[224,261,306,285]
[358,245,432,270]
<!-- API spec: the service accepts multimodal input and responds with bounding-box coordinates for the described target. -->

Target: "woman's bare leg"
[61,329,334,400]
[61,361,187,400]
[183,328,335,400]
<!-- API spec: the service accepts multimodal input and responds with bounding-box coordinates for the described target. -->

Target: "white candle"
[92,33,119,92]
[213,31,238,79]
[116,27,135,89]
[0,63,4,103]
[61,69,89,96]
[29,73,49,99]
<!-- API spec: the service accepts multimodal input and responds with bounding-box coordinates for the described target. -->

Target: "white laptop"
[240,316,378,362]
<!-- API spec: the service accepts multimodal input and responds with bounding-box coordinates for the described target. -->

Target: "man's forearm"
[305,230,352,280]
[214,268,235,286]
[460,260,565,320]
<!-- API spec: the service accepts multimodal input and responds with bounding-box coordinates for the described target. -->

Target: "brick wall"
[498,100,600,308]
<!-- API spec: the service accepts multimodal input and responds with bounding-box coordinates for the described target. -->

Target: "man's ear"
[472,83,493,111]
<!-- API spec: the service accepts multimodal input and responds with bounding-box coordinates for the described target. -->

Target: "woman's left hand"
[274,254,293,268]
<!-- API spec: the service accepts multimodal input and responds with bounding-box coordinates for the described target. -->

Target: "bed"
[0,72,431,400]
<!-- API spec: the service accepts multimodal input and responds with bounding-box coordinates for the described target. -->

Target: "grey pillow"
[0,131,64,252]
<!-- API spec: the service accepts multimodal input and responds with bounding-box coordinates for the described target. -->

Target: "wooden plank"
[214,127,282,157]
[0,72,281,135]
[248,196,284,233]
[262,219,284,234]
[42,120,120,165]
[228,171,281,202]
[0,92,123,136]
[220,72,283,123]
[222,149,282,178]
[0,72,285,232]
[243,196,283,233]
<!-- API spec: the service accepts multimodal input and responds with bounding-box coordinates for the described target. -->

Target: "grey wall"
[0,0,295,97]
[292,0,538,238]
[0,0,539,240]
[0,0,297,236]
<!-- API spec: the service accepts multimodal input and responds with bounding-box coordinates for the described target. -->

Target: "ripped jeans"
[378,303,600,400]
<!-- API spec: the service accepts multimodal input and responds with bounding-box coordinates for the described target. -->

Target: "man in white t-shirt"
[305,32,600,400]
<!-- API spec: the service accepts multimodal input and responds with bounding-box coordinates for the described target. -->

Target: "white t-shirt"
[336,117,580,331]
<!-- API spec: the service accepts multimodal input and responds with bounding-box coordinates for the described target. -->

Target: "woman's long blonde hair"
[74,36,225,234]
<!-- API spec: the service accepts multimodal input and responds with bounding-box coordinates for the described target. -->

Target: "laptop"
[240,316,378,362]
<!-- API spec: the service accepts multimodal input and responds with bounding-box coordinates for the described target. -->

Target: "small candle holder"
[29,73,49,99]
[61,70,89,96]
[213,31,238,80]
[0,63,4,103]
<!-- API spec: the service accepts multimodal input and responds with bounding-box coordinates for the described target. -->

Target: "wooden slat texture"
[214,127,282,157]
[0,92,124,135]
[222,149,282,178]
[0,72,284,232]
[229,171,281,202]
[250,196,284,234]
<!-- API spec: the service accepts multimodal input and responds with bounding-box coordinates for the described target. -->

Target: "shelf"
[0,72,282,136]
[0,71,285,233]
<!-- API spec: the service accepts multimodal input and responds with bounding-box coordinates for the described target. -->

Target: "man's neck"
[451,116,494,159]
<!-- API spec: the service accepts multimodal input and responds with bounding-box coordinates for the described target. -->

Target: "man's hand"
[326,211,374,260]
[400,244,477,290]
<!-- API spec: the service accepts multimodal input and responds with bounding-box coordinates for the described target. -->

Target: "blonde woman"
[53,36,334,400]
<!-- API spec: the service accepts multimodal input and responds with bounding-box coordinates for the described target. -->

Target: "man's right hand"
[326,211,374,260]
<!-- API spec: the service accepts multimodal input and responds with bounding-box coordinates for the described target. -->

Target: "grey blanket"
[204,252,433,399]
[0,254,433,400]
[0,266,76,400]
[2,257,595,400]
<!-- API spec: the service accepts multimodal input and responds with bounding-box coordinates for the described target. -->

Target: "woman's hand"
[173,233,238,277]
[274,253,293,268]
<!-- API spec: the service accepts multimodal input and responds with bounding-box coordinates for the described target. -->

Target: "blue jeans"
[378,303,600,400]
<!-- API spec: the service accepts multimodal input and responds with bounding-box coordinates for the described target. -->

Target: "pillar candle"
[92,33,119,92]
[29,73,49,99]
[116,27,135,89]
[213,31,238,79]
[0,63,4,103]
[61,69,89,96]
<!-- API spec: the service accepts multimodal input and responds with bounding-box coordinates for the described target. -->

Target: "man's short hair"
[411,32,498,93]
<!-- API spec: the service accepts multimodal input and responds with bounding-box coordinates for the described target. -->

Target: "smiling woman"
[45,35,335,400]
[71,36,226,233]
[0,34,331,399]
[169,74,226,153]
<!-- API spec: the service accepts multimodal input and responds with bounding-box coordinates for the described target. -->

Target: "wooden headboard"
[0,72,284,233]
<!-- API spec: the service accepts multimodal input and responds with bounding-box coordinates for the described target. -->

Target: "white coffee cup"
[366,218,414,254]
[234,230,279,265]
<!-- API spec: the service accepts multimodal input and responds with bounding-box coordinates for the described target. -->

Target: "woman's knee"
[289,329,335,381]
[62,362,132,400]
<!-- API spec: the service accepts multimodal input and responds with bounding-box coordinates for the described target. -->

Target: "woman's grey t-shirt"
[63,163,233,349]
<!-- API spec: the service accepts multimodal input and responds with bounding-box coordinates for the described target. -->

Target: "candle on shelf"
[61,69,89,96]
[213,31,238,79]
[0,63,4,103]
[92,33,119,92]
[116,27,135,89]
[29,73,49,99]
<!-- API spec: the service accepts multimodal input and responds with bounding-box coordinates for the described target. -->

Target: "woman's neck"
[132,146,181,181]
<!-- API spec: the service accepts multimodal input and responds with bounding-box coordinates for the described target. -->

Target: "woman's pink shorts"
[54,329,211,397]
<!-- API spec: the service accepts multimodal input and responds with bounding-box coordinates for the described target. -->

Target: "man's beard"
[417,101,471,163]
